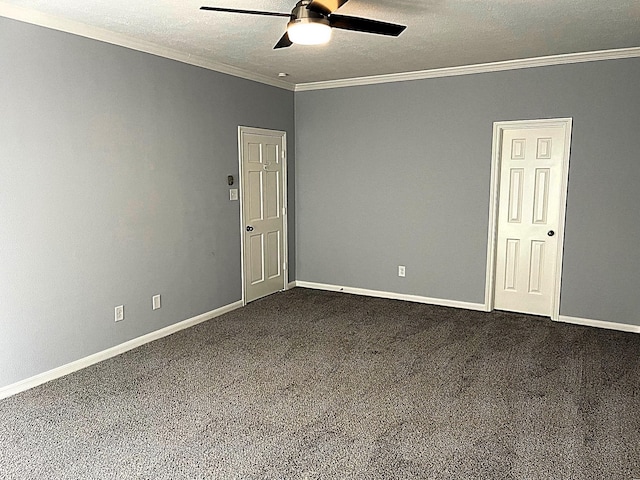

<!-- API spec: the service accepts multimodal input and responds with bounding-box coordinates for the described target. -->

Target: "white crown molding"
[0,2,295,91]
[295,281,487,312]
[557,315,640,334]
[294,47,640,91]
[0,300,243,400]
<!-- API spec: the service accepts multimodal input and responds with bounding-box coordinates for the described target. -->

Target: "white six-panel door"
[491,119,572,318]
[239,127,287,303]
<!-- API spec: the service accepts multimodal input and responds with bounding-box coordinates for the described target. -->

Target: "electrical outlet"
[152,294,161,310]
[398,265,406,277]
[115,305,124,322]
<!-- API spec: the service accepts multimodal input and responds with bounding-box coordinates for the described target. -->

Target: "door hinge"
[282,207,287,216]
[283,262,287,271]
[281,150,286,160]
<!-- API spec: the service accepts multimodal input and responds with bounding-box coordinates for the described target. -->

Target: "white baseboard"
[295,281,486,311]
[295,282,640,334]
[557,315,640,334]
[0,300,243,400]
[287,281,297,290]
[5,292,633,400]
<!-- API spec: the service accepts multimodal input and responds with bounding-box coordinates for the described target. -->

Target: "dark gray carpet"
[1,288,639,479]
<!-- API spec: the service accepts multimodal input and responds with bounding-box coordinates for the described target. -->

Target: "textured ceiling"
[1,0,639,87]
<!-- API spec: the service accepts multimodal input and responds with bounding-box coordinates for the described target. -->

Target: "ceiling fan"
[200,0,406,49]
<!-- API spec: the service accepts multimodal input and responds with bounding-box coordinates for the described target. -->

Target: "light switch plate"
[152,294,161,310]
[229,189,238,201]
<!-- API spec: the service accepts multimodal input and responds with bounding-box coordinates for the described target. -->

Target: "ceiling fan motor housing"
[287,0,332,45]
[290,0,330,26]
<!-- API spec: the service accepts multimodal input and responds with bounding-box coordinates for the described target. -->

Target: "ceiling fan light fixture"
[287,18,332,45]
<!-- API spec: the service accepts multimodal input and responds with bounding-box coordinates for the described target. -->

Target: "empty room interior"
[1,0,639,478]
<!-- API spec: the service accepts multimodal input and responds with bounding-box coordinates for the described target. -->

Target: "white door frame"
[484,118,573,320]
[237,126,289,306]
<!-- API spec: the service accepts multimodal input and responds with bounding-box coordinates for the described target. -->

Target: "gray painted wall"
[2,16,638,391]
[0,17,295,388]
[295,58,640,326]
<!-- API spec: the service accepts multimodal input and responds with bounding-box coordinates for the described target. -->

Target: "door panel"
[249,233,264,284]
[247,142,262,163]
[248,171,263,222]
[240,129,286,303]
[265,171,280,219]
[508,168,524,223]
[266,230,281,279]
[533,169,549,224]
[504,239,520,291]
[528,240,545,294]
[494,125,568,316]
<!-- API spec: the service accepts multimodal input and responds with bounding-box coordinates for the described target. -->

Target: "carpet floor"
[1,288,639,479]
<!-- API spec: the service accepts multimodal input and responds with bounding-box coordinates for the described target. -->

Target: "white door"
[239,127,287,303]
[491,119,572,317]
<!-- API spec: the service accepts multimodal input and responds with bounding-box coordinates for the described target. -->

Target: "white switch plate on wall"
[152,294,161,310]
[229,189,238,201]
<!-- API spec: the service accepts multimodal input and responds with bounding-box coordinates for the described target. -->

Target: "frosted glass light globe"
[287,20,332,45]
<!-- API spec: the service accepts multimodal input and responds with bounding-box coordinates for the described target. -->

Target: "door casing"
[238,126,288,305]
[485,118,573,320]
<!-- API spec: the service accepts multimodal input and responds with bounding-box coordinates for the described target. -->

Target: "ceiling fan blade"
[274,32,293,49]
[200,6,290,18]
[306,0,350,16]
[329,14,406,36]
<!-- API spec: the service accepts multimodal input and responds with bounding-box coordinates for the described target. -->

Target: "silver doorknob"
[547,230,555,237]
[246,226,254,232]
